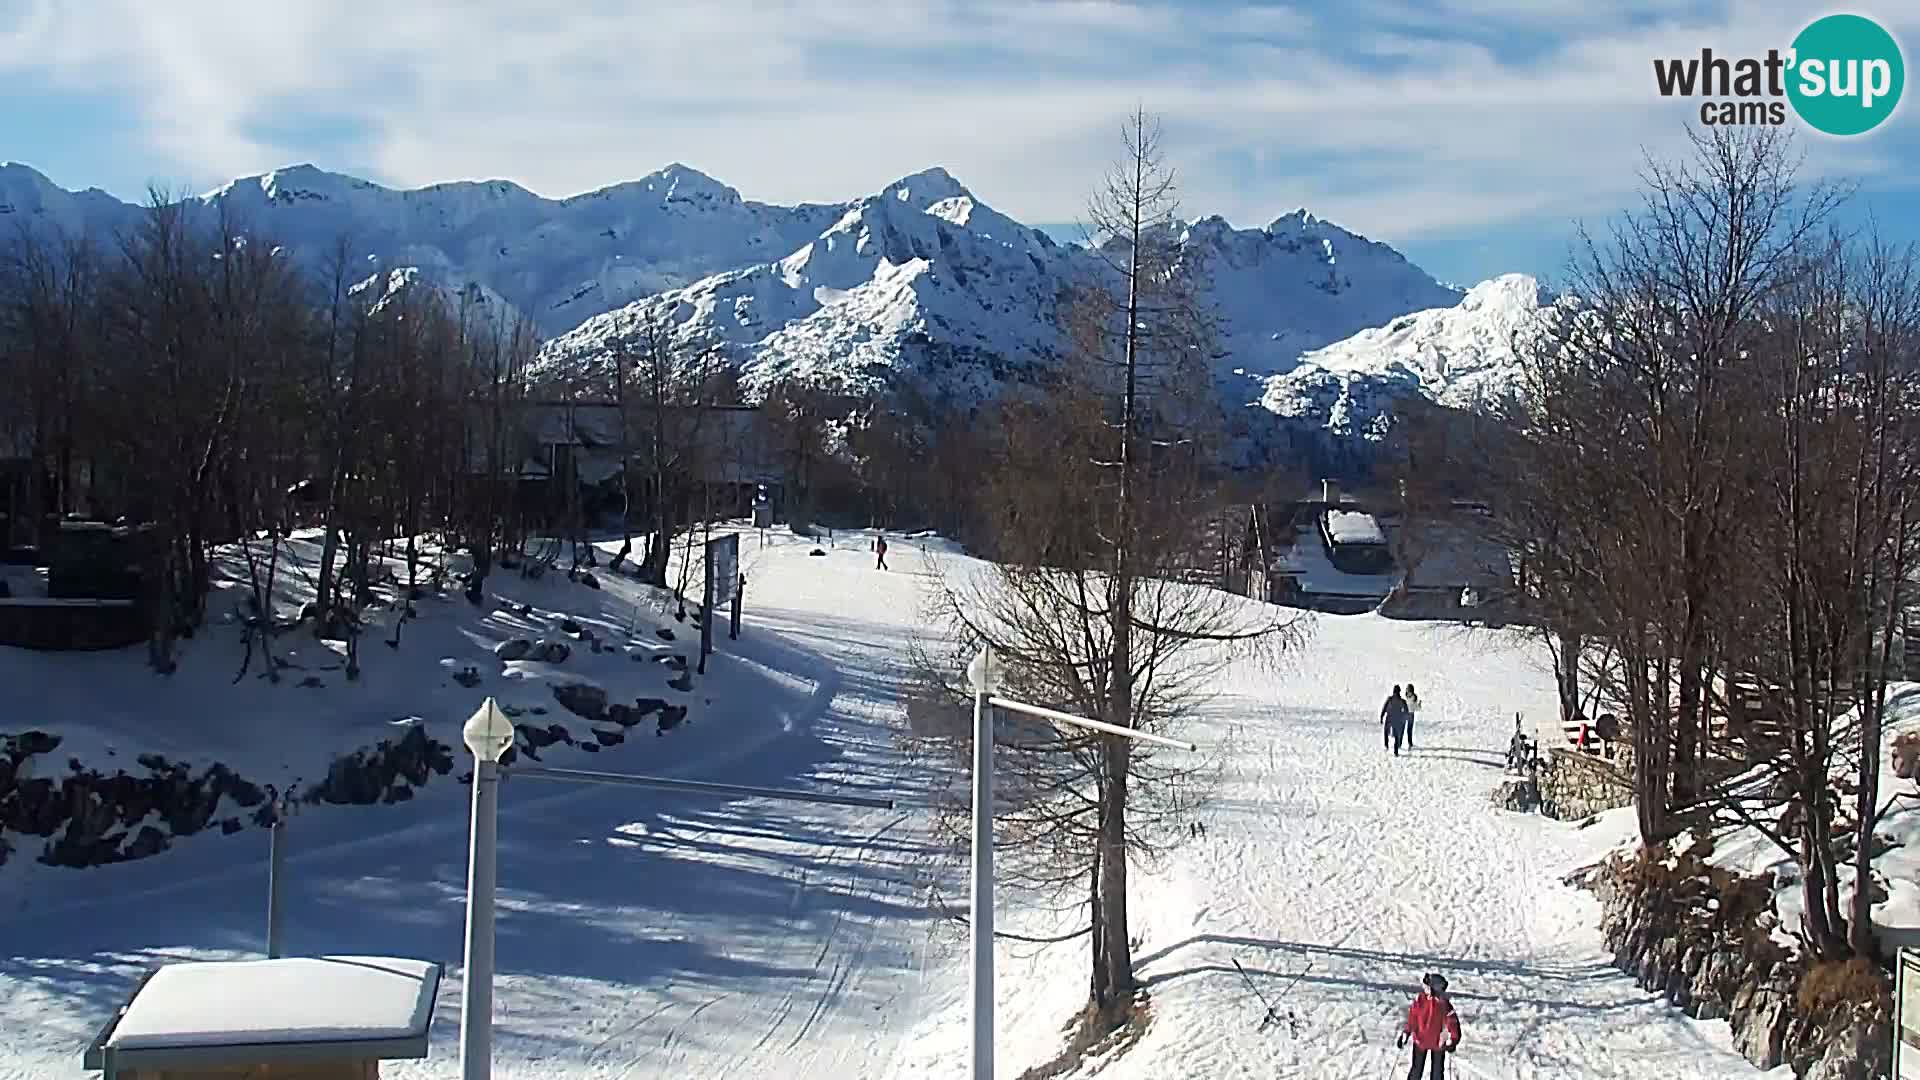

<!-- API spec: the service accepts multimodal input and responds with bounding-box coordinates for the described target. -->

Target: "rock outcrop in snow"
[1576,849,1891,1079]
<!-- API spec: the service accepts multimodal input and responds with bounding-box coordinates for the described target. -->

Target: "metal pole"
[971,663,995,1080]
[266,799,287,959]
[987,696,1197,751]
[459,758,501,1080]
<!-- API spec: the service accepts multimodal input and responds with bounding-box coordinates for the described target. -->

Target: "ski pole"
[1230,958,1276,1022]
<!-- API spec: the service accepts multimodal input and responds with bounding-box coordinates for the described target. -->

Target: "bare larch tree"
[909,109,1305,1035]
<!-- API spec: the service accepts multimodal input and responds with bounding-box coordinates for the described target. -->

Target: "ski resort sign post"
[964,647,1196,1080]
[700,532,741,675]
[455,696,895,1080]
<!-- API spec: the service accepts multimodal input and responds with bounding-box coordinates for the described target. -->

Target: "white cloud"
[1,0,1914,255]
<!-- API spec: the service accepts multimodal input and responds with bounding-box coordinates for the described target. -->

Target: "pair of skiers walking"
[1398,972,1462,1079]
[1381,683,1421,756]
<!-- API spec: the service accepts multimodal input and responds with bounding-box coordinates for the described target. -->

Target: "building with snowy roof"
[83,955,441,1079]
[463,399,788,529]
[1317,507,1394,575]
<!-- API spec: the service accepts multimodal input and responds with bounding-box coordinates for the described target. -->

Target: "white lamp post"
[965,646,998,1080]
[265,791,293,959]
[459,697,514,1080]
[450,696,895,1080]
[963,645,1195,1080]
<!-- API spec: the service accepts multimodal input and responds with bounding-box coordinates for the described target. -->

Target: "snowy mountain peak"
[1255,265,1565,446]
[414,176,541,205]
[1268,207,1321,231]
[1181,215,1238,244]
[252,163,385,204]
[1461,272,1555,310]
[646,162,743,206]
[1260,208,1416,267]
[0,161,57,193]
[0,162,137,236]
[0,163,58,214]
[880,167,973,209]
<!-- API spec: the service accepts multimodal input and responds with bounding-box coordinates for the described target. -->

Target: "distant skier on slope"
[1403,683,1422,747]
[1382,685,1410,756]
[1397,972,1462,1080]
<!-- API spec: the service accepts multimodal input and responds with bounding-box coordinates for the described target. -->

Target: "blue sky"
[4,0,1920,286]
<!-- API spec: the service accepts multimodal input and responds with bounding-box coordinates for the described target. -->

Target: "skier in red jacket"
[1397,972,1461,1079]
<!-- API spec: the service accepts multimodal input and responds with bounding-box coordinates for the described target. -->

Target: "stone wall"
[0,726,457,870]
[1538,748,1635,821]
[1572,844,1892,1079]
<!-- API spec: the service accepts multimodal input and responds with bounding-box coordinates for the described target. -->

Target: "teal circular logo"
[1787,14,1904,136]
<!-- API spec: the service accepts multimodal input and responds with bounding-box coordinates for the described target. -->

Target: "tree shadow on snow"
[0,602,942,1068]
[1135,933,1614,990]
[740,607,918,703]
[1405,746,1506,769]
[1134,933,1743,1061]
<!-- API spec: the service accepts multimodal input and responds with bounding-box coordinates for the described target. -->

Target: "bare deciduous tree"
[1479,127,1845,843]
[603,310,727,590]
[1467,126,1920,962]
[908,110,1305,1033]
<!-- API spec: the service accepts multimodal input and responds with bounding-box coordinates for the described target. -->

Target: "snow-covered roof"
[1401,524,1512,590]
[103,956,440,1053]
[1322,509,1387,546]
[1276,525,1396,598]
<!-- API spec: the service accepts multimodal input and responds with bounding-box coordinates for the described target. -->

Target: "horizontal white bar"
[507,766,896,809]
[986,696,1197,751]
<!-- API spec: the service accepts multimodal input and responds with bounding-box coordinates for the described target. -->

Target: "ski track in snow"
[1,532,1769,1078]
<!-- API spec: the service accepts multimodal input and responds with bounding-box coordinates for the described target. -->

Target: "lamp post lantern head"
[966,646,998,696]
[463,697,516,762]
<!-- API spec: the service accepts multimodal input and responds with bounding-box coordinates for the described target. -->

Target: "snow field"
[2,528,1777,1078]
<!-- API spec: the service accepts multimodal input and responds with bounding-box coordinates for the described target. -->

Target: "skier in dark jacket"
[1398,972,1462,1079]
[1382,686,1410,756]
[875,534,889,570]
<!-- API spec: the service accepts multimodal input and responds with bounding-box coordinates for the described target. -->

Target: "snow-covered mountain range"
[0,159,1555,469]
[0,159,845,334]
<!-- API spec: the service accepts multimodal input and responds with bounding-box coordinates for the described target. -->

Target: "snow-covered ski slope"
[2,531,1766,1078]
